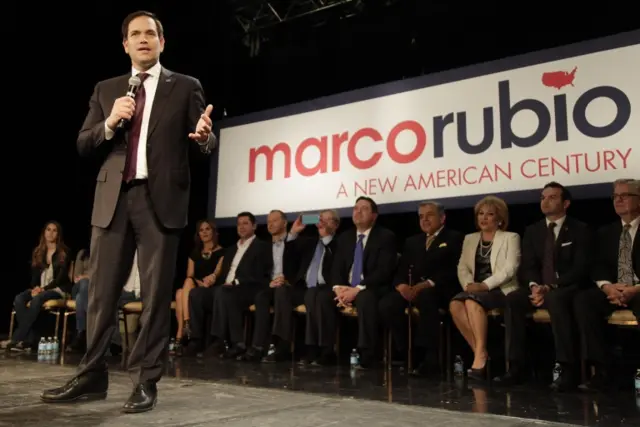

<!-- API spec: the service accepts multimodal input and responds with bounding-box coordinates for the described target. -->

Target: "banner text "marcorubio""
[247,80,631,183]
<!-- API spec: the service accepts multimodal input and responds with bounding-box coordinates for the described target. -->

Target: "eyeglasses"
[612,193,640,201]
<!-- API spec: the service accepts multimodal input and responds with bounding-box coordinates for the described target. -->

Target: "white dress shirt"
[225,235,257,284]
[103,62,163,180]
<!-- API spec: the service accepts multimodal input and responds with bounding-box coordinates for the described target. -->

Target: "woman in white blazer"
[450,195,521,381]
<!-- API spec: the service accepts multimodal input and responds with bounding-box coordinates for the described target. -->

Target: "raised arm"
[187,78,217,155]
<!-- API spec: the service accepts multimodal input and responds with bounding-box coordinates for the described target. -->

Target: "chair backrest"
[68,260,75,282]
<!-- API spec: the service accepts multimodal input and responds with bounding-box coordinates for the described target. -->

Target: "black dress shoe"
[493,370,525,386]
[409,361,440,378]
[237,347,263,362]
[550,372,576,392]
[221,345,246,359]
[578,372,611,393]
[122,382,157,414]
[41,370,108,403]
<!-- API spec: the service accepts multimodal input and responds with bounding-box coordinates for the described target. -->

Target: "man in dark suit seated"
[260,210,340,364]
[186,212,272,358]
[379,201,463,376]
[495,182,592,391]
[574,178,640,392]
[241,210,298,362]
[323,196,397,368]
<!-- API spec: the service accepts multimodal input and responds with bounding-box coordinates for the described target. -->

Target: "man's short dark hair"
[237,211,256,224]
[543,181,572,202]
[269,210,287,221]
[121,10,164,40]
[355,196,378,214]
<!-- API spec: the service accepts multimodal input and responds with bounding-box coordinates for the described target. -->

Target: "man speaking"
[41,11,216,413]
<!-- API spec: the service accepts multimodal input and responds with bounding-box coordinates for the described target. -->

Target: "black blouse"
[189,247,224,281]
[473,241,493,283]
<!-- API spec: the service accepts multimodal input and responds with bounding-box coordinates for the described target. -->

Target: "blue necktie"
[306,241,324,288]
[350,234,365,287]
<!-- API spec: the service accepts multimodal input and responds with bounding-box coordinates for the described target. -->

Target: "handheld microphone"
[116,75,142,130]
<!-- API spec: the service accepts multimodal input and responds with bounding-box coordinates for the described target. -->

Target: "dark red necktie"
[123,72,149,183]
[541,222,557,286]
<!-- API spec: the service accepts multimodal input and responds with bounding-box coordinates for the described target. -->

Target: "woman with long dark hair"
[173,219,224,353]
[1,221,72,351]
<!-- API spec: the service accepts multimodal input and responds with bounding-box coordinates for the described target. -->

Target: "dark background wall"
[2,1,636,332]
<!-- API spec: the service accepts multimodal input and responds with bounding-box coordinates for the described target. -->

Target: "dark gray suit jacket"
[77,67,217,229]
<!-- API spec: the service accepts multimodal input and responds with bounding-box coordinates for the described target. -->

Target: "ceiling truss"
[231,0,363,36]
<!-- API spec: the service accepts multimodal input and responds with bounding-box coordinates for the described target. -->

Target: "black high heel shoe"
[468,365,487,381]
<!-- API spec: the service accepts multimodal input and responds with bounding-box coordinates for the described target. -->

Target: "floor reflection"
[3,351,639,427]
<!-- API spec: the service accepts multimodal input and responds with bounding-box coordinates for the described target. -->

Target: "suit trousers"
[253,286,308,348]
[214,285,257,346]
[317,288,379,350]
[504,285,578,364]
[574,286,640,365]
[77,183,180,385]
[379,286,456,359]
[188,286,221,342]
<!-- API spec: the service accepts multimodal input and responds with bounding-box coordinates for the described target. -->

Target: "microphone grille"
[128,75,141,87]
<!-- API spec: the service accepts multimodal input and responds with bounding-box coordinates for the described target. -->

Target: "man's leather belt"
[121,179,148,192]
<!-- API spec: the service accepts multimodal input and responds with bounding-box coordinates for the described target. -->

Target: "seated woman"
[1,221,71,351]
[67,248,90,353]
[173,219,223,353]
[449,196,520,381]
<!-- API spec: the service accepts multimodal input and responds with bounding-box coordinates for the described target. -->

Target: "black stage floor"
[0,350,638,427]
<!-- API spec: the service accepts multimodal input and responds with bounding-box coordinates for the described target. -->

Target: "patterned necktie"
[542,222,557,286]
[123,72,149,183]
[305,241,324,288]
[426,234,436,250]
[618,224,634,285]
[350,234,365,287]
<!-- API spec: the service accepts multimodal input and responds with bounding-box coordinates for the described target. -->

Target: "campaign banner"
[211,31,639,221]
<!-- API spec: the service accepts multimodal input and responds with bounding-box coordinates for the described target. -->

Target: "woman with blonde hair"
[449,196,521,381]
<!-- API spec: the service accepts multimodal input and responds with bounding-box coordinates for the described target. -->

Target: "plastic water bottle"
[634,369,640,395]
[37,338,46,361]
[553,362,562,382]
[168,338,175,352]
[267,344,275,357]
[454,355,464,376]
[349,348,359,367]
[52,337,59,355]
[45,337,53,355]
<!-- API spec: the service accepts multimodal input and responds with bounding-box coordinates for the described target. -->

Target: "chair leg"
[122,310,130,353]
[243,313,252,347]
[438,319,444,369]
[446,319,452,378]
[407,310,413,372]
[386,329,392,371]
[9,311,15,341]
[62,312,71,352]
[53,310,61,338]
[291,315,297,357]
